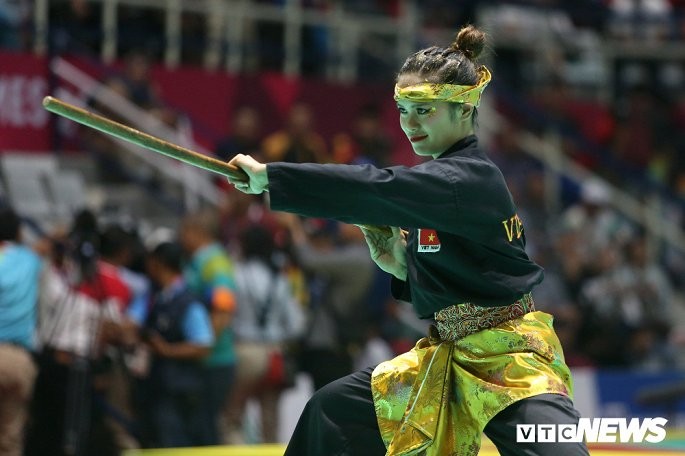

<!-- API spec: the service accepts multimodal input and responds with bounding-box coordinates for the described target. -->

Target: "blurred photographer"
[138,241,214,447]
[225,224,305,444]
[26,210,131,456]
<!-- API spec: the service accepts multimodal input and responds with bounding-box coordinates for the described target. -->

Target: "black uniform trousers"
[285,367,590,456]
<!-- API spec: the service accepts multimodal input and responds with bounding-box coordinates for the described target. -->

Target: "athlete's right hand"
[357,225,407,280]
[227,154,268,194]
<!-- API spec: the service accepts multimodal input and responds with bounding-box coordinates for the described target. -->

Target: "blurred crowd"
[2,0,685,454]
[0,200,414,454]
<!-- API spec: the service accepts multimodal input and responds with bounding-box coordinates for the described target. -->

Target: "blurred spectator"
[98,224,152,449]
[552,229,590,302]
[225,225,305,444]
[0,0,28,50]
[180,10,207,66]
[332,104,394,167]
[550,179,635,324]
[100,225,151,330]
[353,324,394,372]
[281,214,374,390]
[27,210,130,456]
[350,104,393,167]
[558,179,633,273]
[550,305,596,368]
[627,322,678,372]
[616,235,677,370]
[218,191,281,255]
[116,6,163,59]
[489,123,544,199]
[49,0,102,55]
[530,254,574,315]
[82,77,138,184]
[254,15,284,72]
[140,242,213,447]
[380,299,430,356]
[612,85,673,172]
[577,238,629,366]
[109,50,162,111]
[575,231,675,369]
[179,209,238,445]
[215,106,263,163]
[0,207,42,456]
[614,234,675,328]
[516,168,554,258]
[262,102,329,164]
[72,214,132,319]
[529,78,614,169]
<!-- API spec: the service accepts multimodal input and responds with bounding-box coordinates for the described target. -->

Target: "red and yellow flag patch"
[418,229,441,253]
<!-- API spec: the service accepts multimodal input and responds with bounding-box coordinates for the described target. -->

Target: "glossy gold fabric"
[393,66,492,107]
[371,311,572,456]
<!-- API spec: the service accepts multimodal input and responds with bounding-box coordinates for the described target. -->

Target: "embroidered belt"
[434,293,535,341]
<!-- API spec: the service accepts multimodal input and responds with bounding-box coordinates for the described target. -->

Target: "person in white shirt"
[225,224,305,444]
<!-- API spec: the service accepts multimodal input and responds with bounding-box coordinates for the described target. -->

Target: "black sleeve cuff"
[391,276,412,302]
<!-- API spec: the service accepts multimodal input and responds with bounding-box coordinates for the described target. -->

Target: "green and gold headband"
[394,66,492,107]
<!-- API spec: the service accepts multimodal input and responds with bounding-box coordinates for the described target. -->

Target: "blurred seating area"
[1,0,685,452]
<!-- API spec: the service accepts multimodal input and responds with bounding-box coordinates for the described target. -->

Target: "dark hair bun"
[451,25,486,61]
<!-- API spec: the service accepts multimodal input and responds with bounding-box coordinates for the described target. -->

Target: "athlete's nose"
[403,113,420,132]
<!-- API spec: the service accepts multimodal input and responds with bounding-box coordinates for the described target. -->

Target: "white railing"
[33,0,419,82]
[50,57,220,210]
[478,109,685,252]
[519,130,685,253]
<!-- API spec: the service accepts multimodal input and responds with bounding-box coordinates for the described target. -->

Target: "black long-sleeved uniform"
[267,135,543,318]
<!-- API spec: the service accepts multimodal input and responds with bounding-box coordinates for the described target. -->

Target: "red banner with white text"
[0,53,416,164]
[0,52,51,151]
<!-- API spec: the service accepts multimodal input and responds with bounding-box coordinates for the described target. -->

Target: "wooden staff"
[42,96,247,180]
[43,96,393,236]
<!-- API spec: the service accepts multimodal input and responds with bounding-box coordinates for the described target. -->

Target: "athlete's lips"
[409,135,428,143]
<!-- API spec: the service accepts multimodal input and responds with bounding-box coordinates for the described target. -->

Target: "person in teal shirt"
[180,209,238,445]
[0,207,42,456]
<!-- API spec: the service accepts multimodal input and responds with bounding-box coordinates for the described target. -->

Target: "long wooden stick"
[43,96,396,236]
[42,96,247,180]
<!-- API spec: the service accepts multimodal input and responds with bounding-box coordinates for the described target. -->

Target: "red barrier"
[0,52,51,151]
[0,53,416,165]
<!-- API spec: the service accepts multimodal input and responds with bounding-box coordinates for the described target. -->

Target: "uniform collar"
[435,135,479,159]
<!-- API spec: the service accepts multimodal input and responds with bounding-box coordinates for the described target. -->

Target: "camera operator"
[137,241,214,447]
[26,210,132,456]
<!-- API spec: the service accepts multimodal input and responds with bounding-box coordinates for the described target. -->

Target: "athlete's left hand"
[358,225,408,280]
[227,154,268,194]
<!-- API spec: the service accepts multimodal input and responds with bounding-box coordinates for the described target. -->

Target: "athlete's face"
[396,73,474,158]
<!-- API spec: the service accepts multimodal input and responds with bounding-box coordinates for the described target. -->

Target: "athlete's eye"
[397,105,407,114]
[417,107,435,115]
